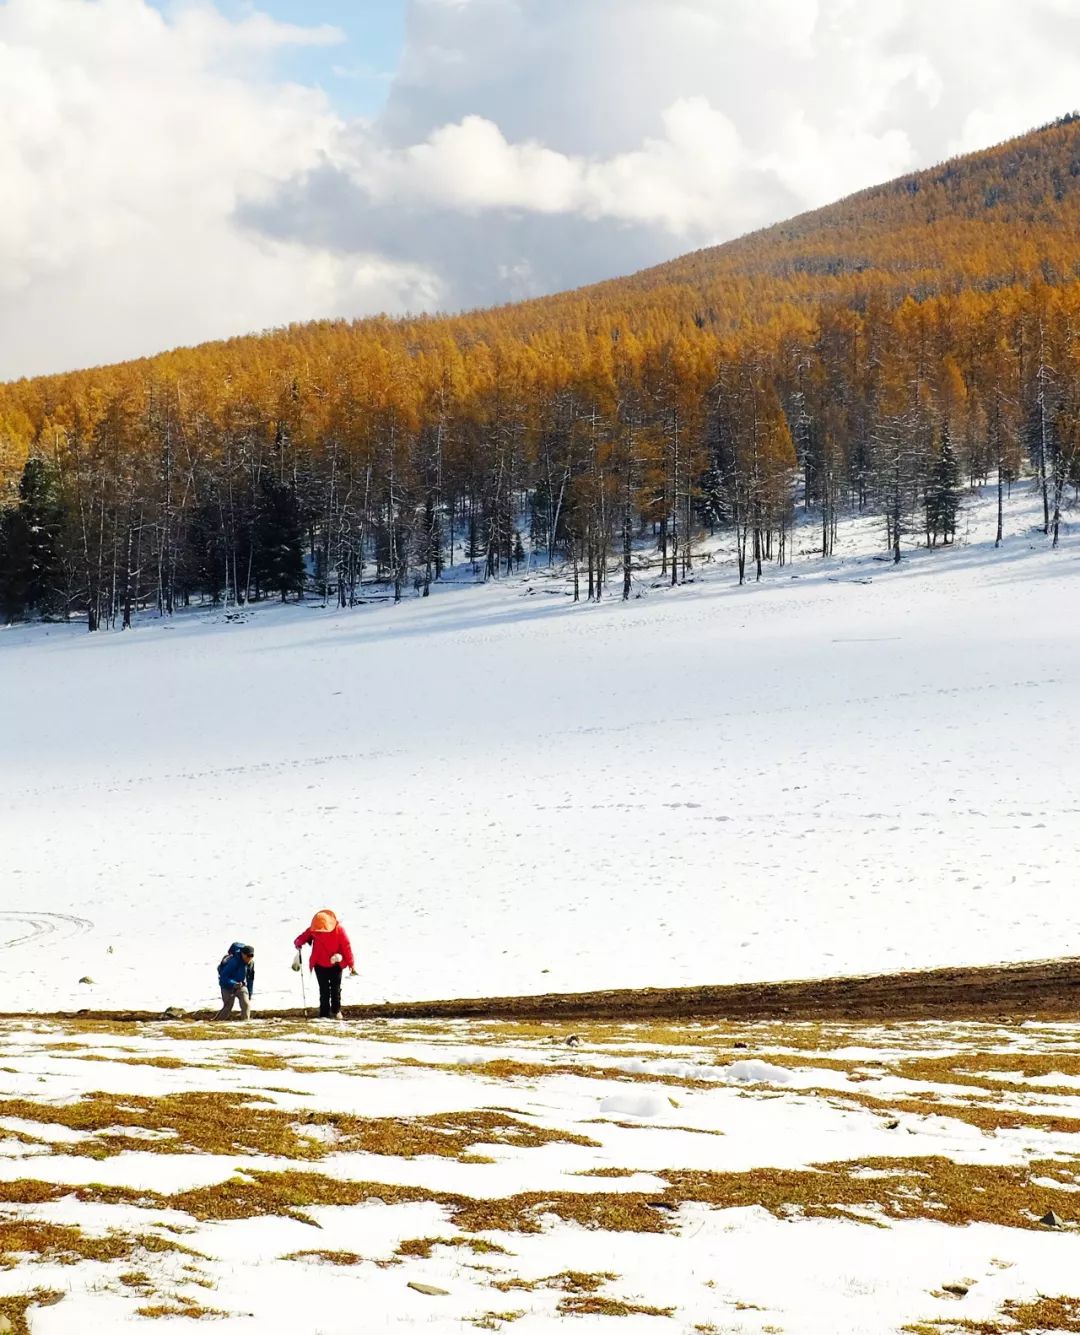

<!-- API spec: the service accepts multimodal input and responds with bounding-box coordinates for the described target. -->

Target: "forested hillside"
[3,116,1080,628]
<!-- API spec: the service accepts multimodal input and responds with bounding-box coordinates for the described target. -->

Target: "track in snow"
[0,911,94,951]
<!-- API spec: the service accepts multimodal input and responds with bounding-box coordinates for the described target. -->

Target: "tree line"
[1,275,1078,629]
[9,115,1080,627]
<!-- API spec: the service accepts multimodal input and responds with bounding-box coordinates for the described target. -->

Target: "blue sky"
[159,0,407,116]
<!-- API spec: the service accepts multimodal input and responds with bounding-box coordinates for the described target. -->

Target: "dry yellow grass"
[395,1055,714,1090]
[492,1271,618,1295]
[485,1271,672,1318]
[135,1300,227,1320]
[458,1019,850,1051]
[0,1290,64,1335]
[281,1249,367,1266]
[803,1083,1080,1137]
[557,1295,675,1317]
[897,1052,1080,1083]
[226,1050,291,1071]
[0,1091,596,1161]
[3,1148,1076,1242]
[906,1294,1080,1333]
[665,1155,1080,1230]
[397,1236,509,1259]
[68,1055,188,1071]
[118,1270,154,1290]
[0,1217,204,1268]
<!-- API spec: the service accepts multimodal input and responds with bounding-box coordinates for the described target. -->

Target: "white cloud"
[0,0,437,378]
[5,0,1080,378]
[296,93,903,241]
[312,0,1080,295]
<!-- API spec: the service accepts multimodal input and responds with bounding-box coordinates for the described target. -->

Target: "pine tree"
[926,424,961,546]
[253,477,306,602]
[0,456,63,622]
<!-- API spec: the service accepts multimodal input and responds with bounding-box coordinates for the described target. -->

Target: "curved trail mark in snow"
[0,911,94,951]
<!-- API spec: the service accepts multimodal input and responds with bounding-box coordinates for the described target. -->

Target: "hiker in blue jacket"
[215,943,255,1020]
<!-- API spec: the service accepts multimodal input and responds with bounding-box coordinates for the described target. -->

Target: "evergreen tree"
[253,478,306,602]
[179,498,227,606]
[0,456,63,622]
[925,424,961,546]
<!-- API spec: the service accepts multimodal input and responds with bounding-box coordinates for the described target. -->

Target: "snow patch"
[723,1059,795,1085]
[599,1092,669,1119]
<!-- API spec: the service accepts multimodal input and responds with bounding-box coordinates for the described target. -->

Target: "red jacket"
[294,922,354,971]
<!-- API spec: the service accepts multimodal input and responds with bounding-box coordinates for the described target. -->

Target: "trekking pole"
[293,947,309,1019]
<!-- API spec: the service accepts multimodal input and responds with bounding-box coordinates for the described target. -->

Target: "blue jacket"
[218,943,255,996]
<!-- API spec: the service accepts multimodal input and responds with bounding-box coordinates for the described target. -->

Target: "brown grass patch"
[397,1236,509,1259]
[226,1051,291,1071]
[491,1270,671,1318]
[3,1149,1078,1241]
[158,1025,282,1043]
[135,1299,227,1320]
[167,1171,667,1234]
[587,1119,724,1137]
[0,1178,158,1211]
[0,1092,596,1161]
[73,1055,189,1071]
[0,1218,199,1267]
[396,1055,713,1090]
[170,1173,431,1225]
[494,1271,618,1294]
[664,1155,1080,1230]
[907,1294,1080,1333]
[281,1249,367,1266]
[557,1295,675,1317]
[805,1084,1080,1137]
[0,1290,64,1335]
[890,1097,1080,1136]
[454,1192,667,1237]
[460,1017,935,1056]
[896,1052,1080,1085]
[119,1270,155,1290]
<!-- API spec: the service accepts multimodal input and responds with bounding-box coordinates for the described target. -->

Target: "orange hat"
[310,910,338,933]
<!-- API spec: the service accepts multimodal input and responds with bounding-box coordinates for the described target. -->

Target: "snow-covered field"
[2,1014,1080,1333]
[1,483,1078,1013]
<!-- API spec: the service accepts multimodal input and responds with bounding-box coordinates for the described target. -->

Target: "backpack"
[218,942,251,985]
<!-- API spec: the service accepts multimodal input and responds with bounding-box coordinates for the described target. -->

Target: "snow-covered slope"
[1,486,1077,1014]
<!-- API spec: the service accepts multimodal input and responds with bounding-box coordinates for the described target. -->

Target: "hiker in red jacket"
[293,909,356,1019]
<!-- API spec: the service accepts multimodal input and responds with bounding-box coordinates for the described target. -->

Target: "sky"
[147,1,407,117]
[3,0,1080,380]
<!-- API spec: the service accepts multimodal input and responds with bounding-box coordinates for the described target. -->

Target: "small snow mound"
[599,1092,667,1119]
[723,1060,793,1085]
[609,1056,722,1081]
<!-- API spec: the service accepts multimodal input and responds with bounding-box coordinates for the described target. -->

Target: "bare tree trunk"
[996,464,1004,548]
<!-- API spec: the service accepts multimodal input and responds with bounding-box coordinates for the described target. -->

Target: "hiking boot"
[333,1011,344,1021]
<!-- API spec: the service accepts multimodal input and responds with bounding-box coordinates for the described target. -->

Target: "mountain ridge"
[6,114,1080,389]
[1,115,1078,629]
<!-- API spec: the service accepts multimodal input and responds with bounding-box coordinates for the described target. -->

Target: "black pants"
[314,964,342,1017]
